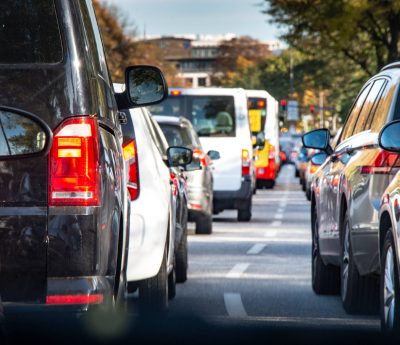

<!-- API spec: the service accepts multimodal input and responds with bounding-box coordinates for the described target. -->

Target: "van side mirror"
[379,120,400,152]
[116,65,168,110]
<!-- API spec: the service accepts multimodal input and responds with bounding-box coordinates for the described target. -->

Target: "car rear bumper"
[213,176,252,212]
[3,276,114,314]
[256,159,276,181]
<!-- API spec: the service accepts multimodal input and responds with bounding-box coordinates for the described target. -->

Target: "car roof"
[153,115,192,128]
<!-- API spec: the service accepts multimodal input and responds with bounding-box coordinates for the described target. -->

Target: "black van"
[0,0,167,311]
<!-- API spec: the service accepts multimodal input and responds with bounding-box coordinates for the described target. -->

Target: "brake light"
[268,144,275,159]
[170,90,182,96]
[242,149,251,175]
[123,139,140,201]
[193,148,208,167]
[359,150,400,175]
[170,172,178,197]
[46,294,104,305]
[309,164,319,174]
[49,117,100,206]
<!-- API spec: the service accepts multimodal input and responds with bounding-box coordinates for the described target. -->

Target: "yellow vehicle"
[246,90,280,189]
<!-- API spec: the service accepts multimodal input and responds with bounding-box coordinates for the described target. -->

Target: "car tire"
[195,214,213,235]
[176,231,188,283]
[380,230,400,334]
[302,181,307,192]
[312,209,340,295]
[295,169,300,178]
[139,245,168,313]
[340,211,379,314]
[238,198,252,222]
[168,256,176,300]
[306,188,311,201]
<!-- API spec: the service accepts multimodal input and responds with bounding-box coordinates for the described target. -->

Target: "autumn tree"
[263,0,400,75]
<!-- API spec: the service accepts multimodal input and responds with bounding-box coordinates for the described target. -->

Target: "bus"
[246,90,280,189]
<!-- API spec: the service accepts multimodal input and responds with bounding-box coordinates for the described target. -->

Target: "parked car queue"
[301,62,400,335]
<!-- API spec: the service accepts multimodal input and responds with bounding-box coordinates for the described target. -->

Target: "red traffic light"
[310,105,315,113]
[280,100,287,106]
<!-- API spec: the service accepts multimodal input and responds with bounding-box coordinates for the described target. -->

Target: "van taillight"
[49,117,100,206]
[360,150,400,175]
[193,149,208,167]
[242,149,251,176]
[123,139,140,201]
[268,144,275,160]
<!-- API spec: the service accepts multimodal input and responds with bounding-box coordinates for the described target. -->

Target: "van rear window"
[0,0,62,64]
[149,95,236,137]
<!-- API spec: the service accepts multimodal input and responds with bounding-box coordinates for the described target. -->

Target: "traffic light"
[280,99,287,112]
[310,105,316,114]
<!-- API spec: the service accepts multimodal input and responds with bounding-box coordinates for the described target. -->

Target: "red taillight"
[359,150,400,175]
[268,144,275,160]
[170,90,182,96]
[46,294,104,305]
[242,149,251,176]
[309,164,319,174]
[170,172,178,197]
[193,148,208,167]
[123,139,140,201]
[49,117,100,206]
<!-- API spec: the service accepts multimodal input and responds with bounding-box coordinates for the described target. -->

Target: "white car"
[149,88,255,222]
[115,84,192,311]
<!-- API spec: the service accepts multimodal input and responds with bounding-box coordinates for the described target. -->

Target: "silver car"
[377,120,400,333]
[155,116,220,235]
[304,62,400,314]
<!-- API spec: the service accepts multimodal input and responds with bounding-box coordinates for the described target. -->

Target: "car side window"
[142,109,168,157]
[340,83,372,142]
[370,82,397,133]
[353,79,386,134]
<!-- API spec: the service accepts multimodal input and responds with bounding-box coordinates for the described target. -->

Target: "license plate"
[258,168,265,174]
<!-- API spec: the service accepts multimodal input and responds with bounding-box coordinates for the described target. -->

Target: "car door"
[318,82,373,260]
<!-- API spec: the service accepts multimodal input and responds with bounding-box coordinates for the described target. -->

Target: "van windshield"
[149,95,236,137]
[0,0,62,64]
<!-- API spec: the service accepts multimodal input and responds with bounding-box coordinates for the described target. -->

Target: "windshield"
[149,95,236,137]
[159,124,194,147]
[0,0,62,64]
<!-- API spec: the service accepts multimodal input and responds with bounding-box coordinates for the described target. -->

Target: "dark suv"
[0,0,167,312]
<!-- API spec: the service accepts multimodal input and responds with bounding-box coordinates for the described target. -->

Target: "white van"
[149,88,254,222]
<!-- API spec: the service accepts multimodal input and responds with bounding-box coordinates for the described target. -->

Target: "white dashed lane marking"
[224,293,247,318]
[226,263,250,279]
[247,243,267,255]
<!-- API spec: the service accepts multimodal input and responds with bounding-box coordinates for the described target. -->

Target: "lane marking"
[247,243,266,255]
[271,221,282,227]
[274,213,284,220]
[277,208,284,213]
[224,293,247,318]
[265,230,278,237]
[226,263,249,278]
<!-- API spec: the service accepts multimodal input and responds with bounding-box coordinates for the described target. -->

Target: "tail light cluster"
[170,172,179,197]
[309,163,319,174]
[193,148,208,167]
[360,150,400,175]
[268,144,276,160]
[242,149,251,176]
[123,139,140,201]
[49,117,101,206]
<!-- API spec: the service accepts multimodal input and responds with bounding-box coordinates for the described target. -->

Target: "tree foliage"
[263,0,400,75]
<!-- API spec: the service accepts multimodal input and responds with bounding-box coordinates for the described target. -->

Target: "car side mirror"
[167,146,193,168]
[379,120,400,152]
[207,150,220,160]
[310,152,328,166]
[115,65,168,110]
[302,129,332,154]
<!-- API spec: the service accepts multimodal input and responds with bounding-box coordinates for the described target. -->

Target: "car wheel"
[176,230,188,283]
[195,214,213,234]
[238,198,252,222]
[295,169,300,178]
[311,209,340,294]
[168,256,176,300]
[381,230,400,334]
[139,244,168,313]
[340,211,378,314]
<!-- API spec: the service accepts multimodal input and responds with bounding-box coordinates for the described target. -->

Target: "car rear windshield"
[0,0,63,64]
[149,95,236,137]
[159,124,194,148]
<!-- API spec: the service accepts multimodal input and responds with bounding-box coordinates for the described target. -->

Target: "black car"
[0,0,167,313]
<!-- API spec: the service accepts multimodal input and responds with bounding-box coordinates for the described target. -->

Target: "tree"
[263,0,400,75]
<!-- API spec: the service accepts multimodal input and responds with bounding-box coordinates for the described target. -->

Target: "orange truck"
[246,90,280,189]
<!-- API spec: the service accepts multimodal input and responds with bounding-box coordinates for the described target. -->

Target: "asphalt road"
[169,164,379,331]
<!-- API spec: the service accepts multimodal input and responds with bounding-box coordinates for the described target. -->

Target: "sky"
[103,0,282,42]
